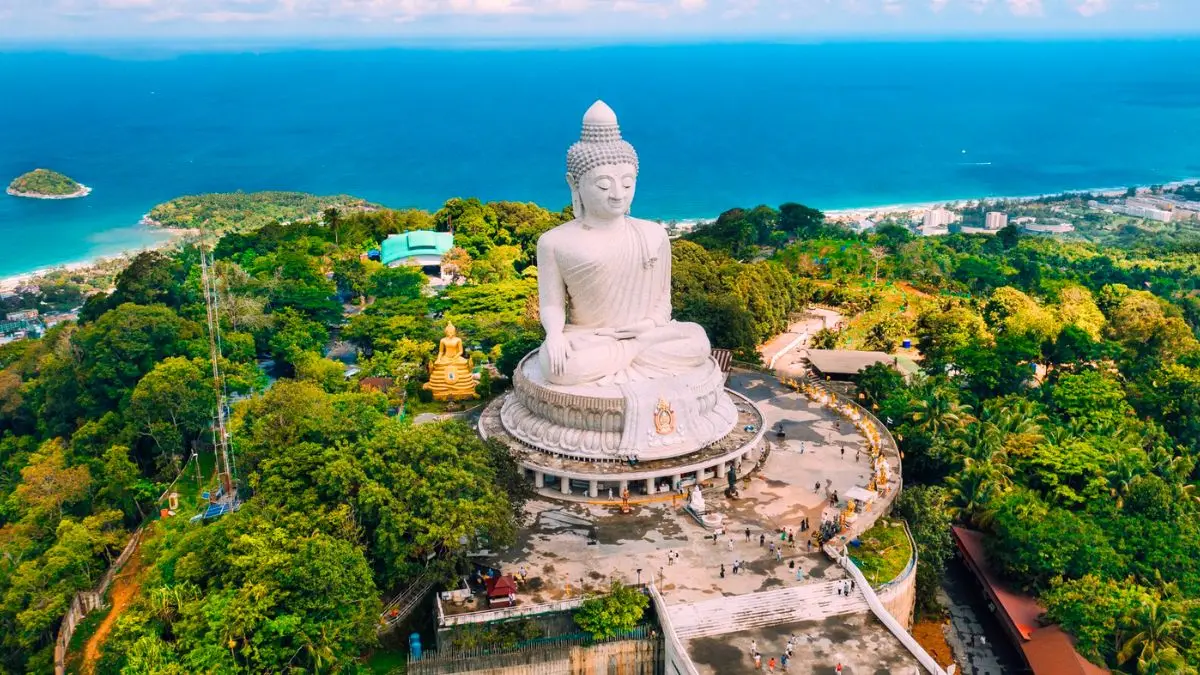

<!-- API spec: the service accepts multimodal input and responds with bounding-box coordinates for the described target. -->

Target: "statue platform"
[480,363,765,501]
[499,351,738,463]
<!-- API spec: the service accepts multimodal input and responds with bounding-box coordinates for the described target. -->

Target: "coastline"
[0,226,198,294]
[6,184,93,200]
[4,176,1198,295]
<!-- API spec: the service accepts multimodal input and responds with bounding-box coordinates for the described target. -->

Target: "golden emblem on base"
[654,397,676,435]
[424,322,479,402]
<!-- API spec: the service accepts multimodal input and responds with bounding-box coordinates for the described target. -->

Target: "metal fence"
[409,627,662,675]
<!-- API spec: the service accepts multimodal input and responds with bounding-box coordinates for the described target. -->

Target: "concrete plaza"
[453,371,918,672]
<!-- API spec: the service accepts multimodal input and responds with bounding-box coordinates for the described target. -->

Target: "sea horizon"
[3,39,1200,278]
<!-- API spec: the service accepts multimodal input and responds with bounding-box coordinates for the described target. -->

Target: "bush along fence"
[409,625,662,675]
[53,527,145,675]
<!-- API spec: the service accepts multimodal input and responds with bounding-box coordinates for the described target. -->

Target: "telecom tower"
[196,245,240,520]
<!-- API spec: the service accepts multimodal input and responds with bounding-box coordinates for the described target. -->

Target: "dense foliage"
[6,186,1200,674]
[7,169,84,196]
[144,191,377,234]
[683,207,1200,674]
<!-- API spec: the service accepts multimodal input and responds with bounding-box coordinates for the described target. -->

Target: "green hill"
[7,168,87,197]
[144,191,378,234]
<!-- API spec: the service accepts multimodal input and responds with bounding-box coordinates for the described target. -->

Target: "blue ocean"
[2,40,1200,277]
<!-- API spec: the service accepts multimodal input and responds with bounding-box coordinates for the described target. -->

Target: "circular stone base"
[480,387,766,500]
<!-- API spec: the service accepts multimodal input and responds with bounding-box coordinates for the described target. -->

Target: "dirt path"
[81,544,145,675]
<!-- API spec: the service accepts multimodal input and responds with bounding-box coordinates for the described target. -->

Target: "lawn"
[364,648,408,674]
[850,518,914,587]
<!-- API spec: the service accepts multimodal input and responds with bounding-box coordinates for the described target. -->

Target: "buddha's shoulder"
[628,217,668,241]
[537,219,585,247]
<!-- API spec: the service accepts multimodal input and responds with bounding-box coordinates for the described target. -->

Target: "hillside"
[143,190,378,234]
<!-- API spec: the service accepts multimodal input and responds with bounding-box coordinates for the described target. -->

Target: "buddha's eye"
[595,178,612,190]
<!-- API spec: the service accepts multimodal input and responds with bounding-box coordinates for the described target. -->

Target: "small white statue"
[688,485,706,515]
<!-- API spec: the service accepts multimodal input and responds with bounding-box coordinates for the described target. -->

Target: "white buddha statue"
[537,100,711,386]
[498,101,737,461]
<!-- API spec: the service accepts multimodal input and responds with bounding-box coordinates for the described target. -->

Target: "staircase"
[666,580,869,640]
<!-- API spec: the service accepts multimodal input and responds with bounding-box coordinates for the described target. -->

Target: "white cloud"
[1006,0,1042,16]
[678,0,705,12]
[1073,0,1107,16]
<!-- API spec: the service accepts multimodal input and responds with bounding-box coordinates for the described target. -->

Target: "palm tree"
[906,387,974,440]
[1107,454,1148,509]
[1118,600,1187,674]
[946,458,1010,527]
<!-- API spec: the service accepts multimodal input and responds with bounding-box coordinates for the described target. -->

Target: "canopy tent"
[844,486,878,503]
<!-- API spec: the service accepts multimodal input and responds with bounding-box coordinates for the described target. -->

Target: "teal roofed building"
[380,230,455,280]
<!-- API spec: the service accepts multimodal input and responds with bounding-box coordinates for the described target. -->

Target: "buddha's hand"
[544,333,569,376]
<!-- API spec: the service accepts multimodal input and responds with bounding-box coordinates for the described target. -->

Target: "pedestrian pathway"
[667,580,869,640]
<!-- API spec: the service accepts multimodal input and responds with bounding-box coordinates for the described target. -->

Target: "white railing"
[838,554,947,675]
[648,584,699,675]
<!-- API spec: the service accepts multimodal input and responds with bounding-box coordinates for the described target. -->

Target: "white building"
[1113,203,1172,222]
[923,208,958,229]
[984,212,1008,230]
[960,226,998,235]
[1022,222,1075,234]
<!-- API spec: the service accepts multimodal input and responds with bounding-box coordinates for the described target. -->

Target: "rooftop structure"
[380,230,455,274]
[802,349,918,381]
[953,527,1108,675]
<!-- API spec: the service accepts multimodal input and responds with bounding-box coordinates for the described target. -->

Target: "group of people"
[747,637,795,672]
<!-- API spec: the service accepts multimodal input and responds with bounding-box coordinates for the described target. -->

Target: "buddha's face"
[444,324,456,338]
[575,163,637,220]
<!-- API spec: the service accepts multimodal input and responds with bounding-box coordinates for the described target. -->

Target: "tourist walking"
[728,537,734,550]
[814,481,820,493]
[856,448,861,462]
[754,653,762,670]
[795,566,803,581]
[781,653,789,671]
[788,530,795,547]
[775,547,783,562]
[840,446,845,458]
[768,656,776,672]
[760,533,765,547]
[750,639,757,654]
[745,527,751,541]
[720,564,725,578]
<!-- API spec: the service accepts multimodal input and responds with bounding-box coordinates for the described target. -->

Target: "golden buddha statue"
[424,322,479,401]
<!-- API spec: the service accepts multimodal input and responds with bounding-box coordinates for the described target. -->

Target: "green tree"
[129,357,216,472]
[368,265,427,300]
[894,486,954,617]
[574,582,650,640]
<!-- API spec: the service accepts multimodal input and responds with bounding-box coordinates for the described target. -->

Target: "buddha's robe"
[537,217,711,386]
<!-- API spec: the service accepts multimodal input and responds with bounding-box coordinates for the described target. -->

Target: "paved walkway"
[759,308,843,370]
[938,561,1024,675]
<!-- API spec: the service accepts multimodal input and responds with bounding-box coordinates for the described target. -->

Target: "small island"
[7,169,91,199]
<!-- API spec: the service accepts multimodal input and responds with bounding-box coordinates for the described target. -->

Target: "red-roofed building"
[485,575,518,608]
[952,526,1109,675]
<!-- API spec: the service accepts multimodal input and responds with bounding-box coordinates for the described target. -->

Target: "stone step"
[667,581,869,640]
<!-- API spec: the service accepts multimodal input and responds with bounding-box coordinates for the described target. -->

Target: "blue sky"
[0,0,1195,41]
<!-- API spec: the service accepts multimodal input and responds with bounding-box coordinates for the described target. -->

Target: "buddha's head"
[566,100,639,221]
[444,322,457,338]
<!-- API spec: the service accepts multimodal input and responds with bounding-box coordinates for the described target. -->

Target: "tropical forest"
[2,192,1200,674]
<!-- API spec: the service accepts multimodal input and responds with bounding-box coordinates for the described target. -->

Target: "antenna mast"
[199,243,236,499]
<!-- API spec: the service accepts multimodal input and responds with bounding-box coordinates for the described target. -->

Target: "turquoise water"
[2,40,1200,277]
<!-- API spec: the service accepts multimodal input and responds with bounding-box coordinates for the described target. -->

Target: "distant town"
[821,180,1200,243]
